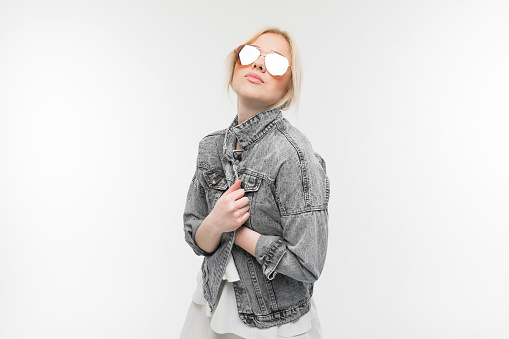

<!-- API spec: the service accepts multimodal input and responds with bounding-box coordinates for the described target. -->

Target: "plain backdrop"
[1,0,508,338]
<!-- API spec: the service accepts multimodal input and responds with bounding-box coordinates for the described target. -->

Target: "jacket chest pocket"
[203,170,228,211]
[203,169,263,217]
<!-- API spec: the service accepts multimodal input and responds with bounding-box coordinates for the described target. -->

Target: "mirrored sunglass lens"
[265,54,289,76]
[238,45,260,65]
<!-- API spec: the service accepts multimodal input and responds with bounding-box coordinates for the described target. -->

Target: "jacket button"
[237,288,243,294]
[246,318,252,324]
[211,179,217,185]
[240,181,245,188]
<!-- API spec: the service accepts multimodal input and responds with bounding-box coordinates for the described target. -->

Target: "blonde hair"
[225,27,302,111]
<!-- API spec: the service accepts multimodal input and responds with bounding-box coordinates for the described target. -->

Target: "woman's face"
[231,33,292,110]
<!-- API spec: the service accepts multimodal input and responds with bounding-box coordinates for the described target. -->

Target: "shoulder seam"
[275,120,312,211]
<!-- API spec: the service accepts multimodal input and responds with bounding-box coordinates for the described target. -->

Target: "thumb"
[226,178,241,192]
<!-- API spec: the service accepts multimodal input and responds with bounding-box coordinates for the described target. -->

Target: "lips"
[245,72,264,84]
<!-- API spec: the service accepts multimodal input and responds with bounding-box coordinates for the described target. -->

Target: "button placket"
[232,161,240,181]
[232,149,244,185]
[232,155,241,182]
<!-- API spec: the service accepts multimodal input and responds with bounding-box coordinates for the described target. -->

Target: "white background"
[1,0,508,338]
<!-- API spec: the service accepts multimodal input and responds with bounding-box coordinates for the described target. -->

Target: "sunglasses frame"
[234,44,292,76]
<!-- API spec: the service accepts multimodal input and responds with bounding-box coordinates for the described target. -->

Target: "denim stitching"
[325,175,330,206]
[237,117,281,149]
[267,248,286,280]
[215,258,223,270]
[263,238,286,279]
[238,298,311,328]
[275,121,311,209]
[283,205,328,215]
[246,255,268,313]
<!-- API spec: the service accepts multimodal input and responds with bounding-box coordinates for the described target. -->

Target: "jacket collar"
[223,106,283,160]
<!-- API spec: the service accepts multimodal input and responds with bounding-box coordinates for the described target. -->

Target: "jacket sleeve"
[254,152,330,283]
[183,168,214,257]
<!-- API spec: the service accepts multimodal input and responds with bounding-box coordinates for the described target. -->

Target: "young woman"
[180,27,330,339]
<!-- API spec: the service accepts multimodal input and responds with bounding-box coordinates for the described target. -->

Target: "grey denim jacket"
[183,107,330,328]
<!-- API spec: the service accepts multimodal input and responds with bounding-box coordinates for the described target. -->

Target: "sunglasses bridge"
[251,47,291,66]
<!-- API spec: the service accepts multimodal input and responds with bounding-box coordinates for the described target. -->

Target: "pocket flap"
[239,173,262,192]
[203,170,228,190]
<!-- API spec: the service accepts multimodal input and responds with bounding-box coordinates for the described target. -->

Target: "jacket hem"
[238,298,312,329]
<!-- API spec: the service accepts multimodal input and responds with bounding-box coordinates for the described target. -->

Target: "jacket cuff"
[255,235,287,280]
[187,219,214,257]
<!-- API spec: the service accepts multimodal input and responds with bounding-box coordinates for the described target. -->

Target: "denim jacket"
[183,107,330,328]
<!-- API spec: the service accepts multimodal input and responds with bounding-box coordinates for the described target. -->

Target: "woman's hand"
[208,178,250,233]
[195,178,250,253]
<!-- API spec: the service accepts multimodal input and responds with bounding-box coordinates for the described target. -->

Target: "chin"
[236,88,263,101]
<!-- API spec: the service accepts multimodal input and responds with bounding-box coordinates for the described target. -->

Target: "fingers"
[234,196,249,208]
[240,211,250,224]
[237,204,250,216]
[226,179,248,201]
[234,209,250,225]
[230,188,246,201]
[230,202,251,231]
[226,178,241,193]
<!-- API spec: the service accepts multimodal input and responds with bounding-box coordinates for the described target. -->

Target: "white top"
[191,253,314,338]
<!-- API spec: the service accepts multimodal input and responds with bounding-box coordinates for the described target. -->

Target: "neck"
[237,99,272,125]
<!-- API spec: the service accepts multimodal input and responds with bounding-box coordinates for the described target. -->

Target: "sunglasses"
[234,44,292,76]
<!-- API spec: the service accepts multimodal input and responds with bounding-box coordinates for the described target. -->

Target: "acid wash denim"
[183,106,330,329]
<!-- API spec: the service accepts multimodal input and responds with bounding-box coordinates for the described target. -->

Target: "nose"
[252,54,266,73]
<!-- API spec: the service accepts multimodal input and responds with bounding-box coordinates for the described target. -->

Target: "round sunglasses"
[234,45,292,76]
